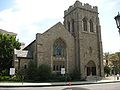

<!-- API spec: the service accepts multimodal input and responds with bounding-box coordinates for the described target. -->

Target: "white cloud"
[0,0,119,53]
[0,0,77,44]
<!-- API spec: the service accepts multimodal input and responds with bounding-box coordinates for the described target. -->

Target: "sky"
[0,0,120,53]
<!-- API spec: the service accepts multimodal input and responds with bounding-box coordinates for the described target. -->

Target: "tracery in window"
[53,38,66,57]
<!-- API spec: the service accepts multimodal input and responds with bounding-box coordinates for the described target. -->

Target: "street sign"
[61,68,65,75]
[10,68,15,75]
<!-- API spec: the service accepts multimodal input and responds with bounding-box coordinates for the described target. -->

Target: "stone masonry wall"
[36,22,75,73]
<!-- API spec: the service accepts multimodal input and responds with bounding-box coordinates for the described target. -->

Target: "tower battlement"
[64,0,98,16]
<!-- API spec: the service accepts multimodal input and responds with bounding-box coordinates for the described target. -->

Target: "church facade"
[14,1,104,80]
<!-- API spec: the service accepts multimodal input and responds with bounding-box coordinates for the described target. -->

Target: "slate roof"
[14,49,32,59]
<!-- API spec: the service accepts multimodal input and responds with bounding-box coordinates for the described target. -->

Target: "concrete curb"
[0,80,120,87]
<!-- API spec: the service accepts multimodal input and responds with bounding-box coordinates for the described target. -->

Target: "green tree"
[103,52,110,66]
[109,53,118,67]
[105,52,120,74]
[104,66,111,76]
[0,33,21,75]
[115,52,120,68]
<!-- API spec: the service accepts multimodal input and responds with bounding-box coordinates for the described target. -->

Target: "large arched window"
[53,38,66,57]
[82,17,88,31]
[89,19,94,32]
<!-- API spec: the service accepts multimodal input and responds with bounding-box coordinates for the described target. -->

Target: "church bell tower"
[64,1,104,79]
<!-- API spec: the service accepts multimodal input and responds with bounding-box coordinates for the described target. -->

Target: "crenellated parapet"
[64,0,98,16]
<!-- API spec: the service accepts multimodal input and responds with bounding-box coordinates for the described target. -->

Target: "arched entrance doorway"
[86,61,96,76]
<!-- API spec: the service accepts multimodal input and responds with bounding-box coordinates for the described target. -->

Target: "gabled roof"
[14,49,32,59]
[23,40,36,50]
[42,22,66,35]
[23,22,68,50]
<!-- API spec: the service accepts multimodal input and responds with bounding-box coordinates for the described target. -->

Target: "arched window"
[56,65,59,71]
[53,65,55,71]
[89,19,94,32]
[67,21,70,32]
[60,65,62,71]
[53,38,66,57]
[71,19,74,33]
[83,17,88,31]
[24,64,27,69]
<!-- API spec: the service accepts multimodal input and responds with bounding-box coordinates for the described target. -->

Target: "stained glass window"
[53,38,66,57]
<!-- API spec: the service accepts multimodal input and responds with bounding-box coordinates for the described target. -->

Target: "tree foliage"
[0,33,21,74]
[104,66,111,76]
[103,52,120,75]
[103,52,110,66]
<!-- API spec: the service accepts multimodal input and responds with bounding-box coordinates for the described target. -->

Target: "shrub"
[37,64,52,81]
[26,60,37,81]
[70,69,81,81]
[50,72,71,82]
[0,76,10,81]
[0,69,9,76]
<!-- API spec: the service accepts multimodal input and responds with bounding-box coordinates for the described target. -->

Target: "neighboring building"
[14,42,32,71]
[0,29,17,36]
[14,1,104,80]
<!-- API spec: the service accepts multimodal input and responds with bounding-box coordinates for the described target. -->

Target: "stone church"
[14,1,104,80]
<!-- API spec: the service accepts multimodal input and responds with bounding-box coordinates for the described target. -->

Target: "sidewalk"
[0,75,120,87]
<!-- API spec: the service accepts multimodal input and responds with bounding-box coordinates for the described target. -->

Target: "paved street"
[0,82,120,90]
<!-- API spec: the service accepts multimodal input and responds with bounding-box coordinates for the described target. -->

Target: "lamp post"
[114,12,120,34]
[115,13,120,74]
